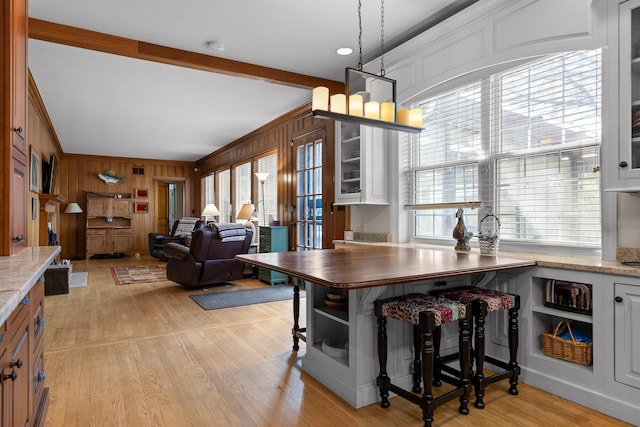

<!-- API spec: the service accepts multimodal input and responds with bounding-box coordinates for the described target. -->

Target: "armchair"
[164,222,254,288]
[148,217,204,260]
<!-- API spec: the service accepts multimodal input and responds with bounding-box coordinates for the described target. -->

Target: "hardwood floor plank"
[42,257,631,426]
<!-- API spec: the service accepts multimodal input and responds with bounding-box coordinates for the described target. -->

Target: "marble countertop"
[0,246,61,324]
[333,240,640,279]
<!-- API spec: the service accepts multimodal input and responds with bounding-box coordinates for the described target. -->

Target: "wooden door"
[155,181,169,234]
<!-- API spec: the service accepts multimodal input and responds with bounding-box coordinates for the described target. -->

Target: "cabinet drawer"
[31,282,45,351]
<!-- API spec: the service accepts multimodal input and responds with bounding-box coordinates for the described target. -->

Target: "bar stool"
[374,294,472,427]
[432,287,520,409]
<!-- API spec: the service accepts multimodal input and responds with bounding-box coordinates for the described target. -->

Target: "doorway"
[154,180,185,234]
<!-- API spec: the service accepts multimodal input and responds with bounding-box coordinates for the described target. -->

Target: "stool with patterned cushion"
[432,287,520,409]
[374,294,472,427]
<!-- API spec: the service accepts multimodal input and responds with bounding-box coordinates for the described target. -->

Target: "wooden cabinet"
[335,122,388,205]
[1,282,46,427]
[258,226,288,285]
[1,0,28,256]
[86,193,132,258]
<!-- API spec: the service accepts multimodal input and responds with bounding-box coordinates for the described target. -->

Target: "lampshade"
[255,172,269,184]
[237,203,255,220]
[64,202,83,214]
[201,203,220,217]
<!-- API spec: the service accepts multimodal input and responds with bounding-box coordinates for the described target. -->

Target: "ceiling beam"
[29,18,344,93]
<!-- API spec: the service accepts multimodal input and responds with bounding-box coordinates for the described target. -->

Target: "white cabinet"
[614,282,640,389]
[604,0,640,190]
[335,122,388,205]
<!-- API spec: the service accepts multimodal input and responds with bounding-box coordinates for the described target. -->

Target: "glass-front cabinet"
[335,122,388,205]
[607,0,640,189]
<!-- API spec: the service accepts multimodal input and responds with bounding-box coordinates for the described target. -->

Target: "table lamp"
[64,202,83,259]
[237,203,256,240]
[201,203,220,223]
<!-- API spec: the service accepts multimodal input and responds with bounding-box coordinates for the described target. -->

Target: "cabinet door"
[112,229,132,254]
[10,150,27,254]
[10,0,27,157]
[87,198,108,218]
[614,282,640,389]
[86,229,107,256]
[335,122,362,204]
[113,199,131,217]
[4,315,30,427]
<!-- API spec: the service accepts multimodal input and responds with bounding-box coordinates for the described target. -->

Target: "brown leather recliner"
[164,222,253,288]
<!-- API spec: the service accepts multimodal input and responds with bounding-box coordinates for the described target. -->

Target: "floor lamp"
[64,202,83,259]
[254,172,269,226]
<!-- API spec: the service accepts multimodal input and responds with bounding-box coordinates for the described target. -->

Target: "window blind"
[410,49,601,248]
[234,162,251,217]
[257,153,278,224]
[217,169,231,223]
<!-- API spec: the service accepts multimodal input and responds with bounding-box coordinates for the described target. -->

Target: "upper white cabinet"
[335,122,388,205]
[604,0,640,190]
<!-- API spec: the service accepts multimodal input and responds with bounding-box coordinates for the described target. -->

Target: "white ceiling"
[28,0,472,162]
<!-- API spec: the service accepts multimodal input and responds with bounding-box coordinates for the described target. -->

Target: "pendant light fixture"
[311,0,423,133]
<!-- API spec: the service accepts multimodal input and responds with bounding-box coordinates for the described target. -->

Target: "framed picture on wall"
[134,188,148,198]
[30,147,40,192]
[134,202,149,213]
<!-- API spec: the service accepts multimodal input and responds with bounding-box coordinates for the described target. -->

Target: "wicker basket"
[542,319,593,366]
[478,213,500,255]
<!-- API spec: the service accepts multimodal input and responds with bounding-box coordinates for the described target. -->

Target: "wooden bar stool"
[375,294,472,427]
[432,287,520,408]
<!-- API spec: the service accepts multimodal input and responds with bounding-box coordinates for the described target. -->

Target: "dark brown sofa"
[148,217,204,260]
[164,222,253,288]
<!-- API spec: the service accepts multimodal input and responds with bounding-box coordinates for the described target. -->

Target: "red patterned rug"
[111,264,167,285]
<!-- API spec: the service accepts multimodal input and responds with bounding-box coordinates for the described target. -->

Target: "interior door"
[155,181,169,234]
[292,131,325,251]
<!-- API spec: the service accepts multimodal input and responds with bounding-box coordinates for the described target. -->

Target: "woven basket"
[478,213,500,255]
[542,319,592,366]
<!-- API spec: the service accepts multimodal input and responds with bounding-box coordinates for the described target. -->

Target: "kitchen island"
[237,246,536,408]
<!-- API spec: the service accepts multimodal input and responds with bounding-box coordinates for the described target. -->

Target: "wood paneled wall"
[60,155,197,259]
[27,73,64,248]
[196,104,346,248]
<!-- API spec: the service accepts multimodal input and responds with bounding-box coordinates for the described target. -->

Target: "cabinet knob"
[38,316,45,325]
[615,296,623,303]
[13,127,23,135]
[20,296,29,305]
[619,161,628,168]
[3,371,17,382]
[37,371,46,382]
[9,359,23,369]
[13,235,24,243]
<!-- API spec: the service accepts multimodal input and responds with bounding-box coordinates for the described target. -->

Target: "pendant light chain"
[380,0,385,76]
[357,0,363,70]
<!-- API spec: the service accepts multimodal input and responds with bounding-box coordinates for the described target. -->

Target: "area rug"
[69,272,88,288]
[190,285,305,310]
[111,265,167,285]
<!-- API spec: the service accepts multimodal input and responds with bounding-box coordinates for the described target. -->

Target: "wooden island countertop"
[236,246,536,289]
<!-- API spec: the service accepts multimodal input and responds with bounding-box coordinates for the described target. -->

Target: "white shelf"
[532,304,593,324]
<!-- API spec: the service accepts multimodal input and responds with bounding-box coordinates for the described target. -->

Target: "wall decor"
[30,147,40,192]
[134,188,148,198]
[134,202,149,213]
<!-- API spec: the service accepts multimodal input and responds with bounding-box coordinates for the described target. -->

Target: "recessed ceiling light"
[336,47,353,56]
[206,41,225,52]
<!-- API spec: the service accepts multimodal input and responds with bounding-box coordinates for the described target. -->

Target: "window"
[217,169,231,223]
[204,174,215,205]
[234,162,252,217]
[256,153,278,226]
[410,50,601,250]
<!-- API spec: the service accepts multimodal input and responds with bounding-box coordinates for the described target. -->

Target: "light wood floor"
[42,256,630,427]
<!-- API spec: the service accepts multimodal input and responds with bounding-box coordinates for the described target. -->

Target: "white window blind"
[234,162,252,217]
[410,49,601,248]
[204,174,215,205]
[257,153,278,225]
[217,169,231,223]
